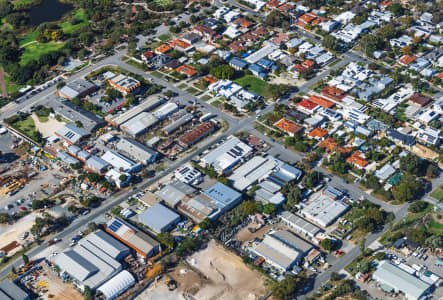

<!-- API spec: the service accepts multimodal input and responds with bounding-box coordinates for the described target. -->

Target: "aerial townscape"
[0,0,442,299]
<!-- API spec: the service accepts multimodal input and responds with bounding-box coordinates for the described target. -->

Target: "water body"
[28,0,73,26]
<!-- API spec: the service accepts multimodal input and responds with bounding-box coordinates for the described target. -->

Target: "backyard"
[234,75,276,99]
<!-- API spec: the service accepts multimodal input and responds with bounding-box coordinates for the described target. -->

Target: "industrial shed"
[138,203,180,233]
[53,230,129,290]
[97,270,135,300]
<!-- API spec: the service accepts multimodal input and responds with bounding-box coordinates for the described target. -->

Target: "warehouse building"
[153,102,179,120]
[55,123,89,145]
[120,112,159,137]
[301,195,349,227]
[201,136,253,174]
[57,151,80,165]
[85,156,110,174]
[163,113,193,135]
[115,137,158,165]
[157,181,197,207]
[229,155,303,191]
[174,164,202,185]
[372,261,431,300]
[97,270,135,300]
[177,182,242,223]
[250,230,313,272]
[53,230,130,290]
[178,122,215,149]
[108,74,140,95]
[279,211,321,240]
[105,217,161,260]
[57,79,96,100]
[46,98,106,133]
[138,202,180,233]
[101,150,142,173]
[105,96,165,128]
[0,279,29,300]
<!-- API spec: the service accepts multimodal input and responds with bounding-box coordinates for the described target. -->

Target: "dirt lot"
[138,240,269,300]
[235,222,286,243]
[31,114,65,138]
[0,212,39,253]
[186,240,268,300]
[31,263,82,300]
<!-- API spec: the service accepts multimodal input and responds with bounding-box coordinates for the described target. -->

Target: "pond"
[28,0,73,26]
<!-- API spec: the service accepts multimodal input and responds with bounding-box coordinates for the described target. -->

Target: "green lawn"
[60,9,88,35]
[19,31,38,47]
[158,34,170,42]
[428,219,443,235]
[186,87,200,95]
[200,95,212,101]
[3,73,23,95]
[150,71,163,78]
[20,41,65,65]
[10,116,41,142]
[430,184,443,201]
[234,75,274,99]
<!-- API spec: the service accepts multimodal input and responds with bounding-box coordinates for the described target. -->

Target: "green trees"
[400,153,428,176]
[321,238,334,252]
[176,238,200,257]
[272,275,298,300]
[263,203,277,216]
[83,286,93,300]
[210,64,235,79]
[408,200,428,213]
[157,232,175,250]
[199,218,212,230]
[322,35,340,51]
[392,175,424,202]
[302,171,323,189]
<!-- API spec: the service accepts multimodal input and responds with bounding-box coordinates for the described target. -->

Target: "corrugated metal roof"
[138,203,180,233]
[0,279,28,300]
[98,270,135,300]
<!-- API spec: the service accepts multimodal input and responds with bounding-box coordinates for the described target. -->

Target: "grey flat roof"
[280,211,321,237]
[158,181,196,207]
[46,97,105,132]
[115,137,157,164]
[120,112,159,136]
[270,230,313,254]
[55,123,89,144]
[0,280,28,300]
[138,203,180,233]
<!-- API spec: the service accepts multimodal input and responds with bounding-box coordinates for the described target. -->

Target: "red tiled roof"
[299,14,316,24]
[142,51,154,59]
[308,127,328,138]
[193,24,216,37]
[321,86,347,101]
[302,60,315,68]
[267,0,281,8]
[297,99,318,111]
[399,55,417,65]
[233,18,254,28]
[346,151,368,168]
[274,118,304,135]
[308,95,335,108]
[155,44,172,54]
[318,137,338,152]
[176,64,198,76]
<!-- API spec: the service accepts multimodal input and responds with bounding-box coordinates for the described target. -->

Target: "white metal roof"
[98,270,135,300]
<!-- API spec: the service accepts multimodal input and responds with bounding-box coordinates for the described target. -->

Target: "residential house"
[274,118,304,136]
[346,151,368,169]
[175,64,198,77]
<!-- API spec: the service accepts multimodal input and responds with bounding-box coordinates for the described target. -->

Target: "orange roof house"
[277,3,293,13]
[274,118,304,136]
[312,17,327,25]
[176,64,198,77]
[399,55,417,66]
[202,75,218,85]
[302,60,315,69]
[380,0,392,7]
[308,128,328,139]
[318,137,338,152]
[154,44,172,55]
[308,95,335,109]
[233,18,254,28]
[437,72,443,79]
[266,0,281,8]
[297,99,319,114]
[346,151,368,168]
[299,14,316,25]
[321,86,347,101]
[169,39,192,52]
